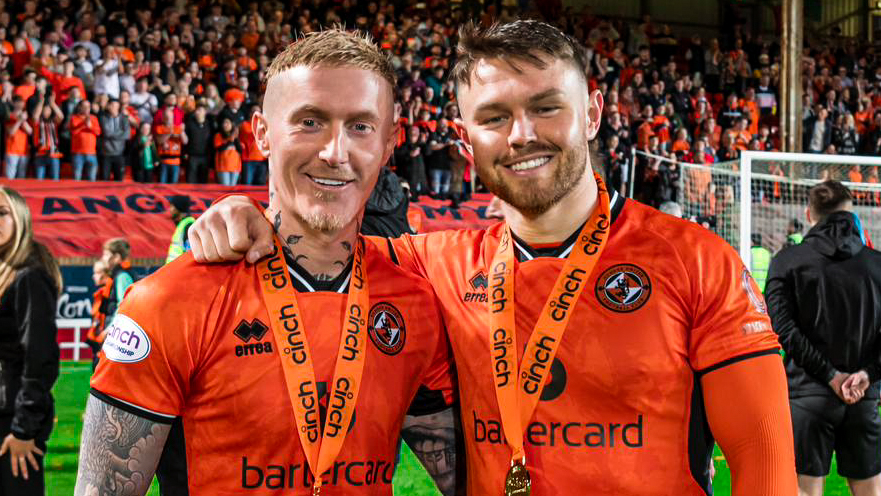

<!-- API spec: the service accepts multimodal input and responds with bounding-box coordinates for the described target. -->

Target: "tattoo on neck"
[287,235,303,245]
[273,211,281,233]
[341,241,352,253]
[294,254,308,264]
[333,260,346,267]
[314,273,335,281]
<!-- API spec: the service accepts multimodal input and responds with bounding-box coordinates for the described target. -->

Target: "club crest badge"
[595,264,652,313]
[368,302,406,355]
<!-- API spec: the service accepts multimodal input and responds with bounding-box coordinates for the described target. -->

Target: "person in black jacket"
[0,186,62,493]
[766,180,881,496]
[184,104,214,184]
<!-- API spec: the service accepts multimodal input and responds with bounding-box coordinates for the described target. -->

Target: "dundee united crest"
[368,302,406,355]
[595,264,652,313]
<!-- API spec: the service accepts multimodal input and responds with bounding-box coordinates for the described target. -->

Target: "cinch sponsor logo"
[241,457,394,489]
[102,314,151,363]
[521,335,557,395]
[490,261,509,313]
[549,268,587,322]
[581,213,609,256]
[472,411,644,448]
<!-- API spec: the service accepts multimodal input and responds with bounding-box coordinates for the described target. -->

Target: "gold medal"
[504,461,531,496]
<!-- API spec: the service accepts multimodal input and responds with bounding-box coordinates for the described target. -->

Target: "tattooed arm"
[75,396,171,496]
[401,407,465,496]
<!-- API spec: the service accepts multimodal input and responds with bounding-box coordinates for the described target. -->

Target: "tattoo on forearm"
[75,396,171,496]
[402,408,464,496]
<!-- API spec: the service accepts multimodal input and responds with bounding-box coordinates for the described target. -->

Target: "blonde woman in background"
[0,186,62,494]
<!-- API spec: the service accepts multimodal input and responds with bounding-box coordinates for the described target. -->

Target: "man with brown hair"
[766,180,881,496]
[192,20,797,495]
[75,30,459,496]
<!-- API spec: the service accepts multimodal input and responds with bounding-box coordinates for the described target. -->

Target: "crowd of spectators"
[0,0,878,208]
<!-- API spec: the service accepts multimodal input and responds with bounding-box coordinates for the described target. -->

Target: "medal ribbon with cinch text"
[258,233,370,495]
[488,174,612,495]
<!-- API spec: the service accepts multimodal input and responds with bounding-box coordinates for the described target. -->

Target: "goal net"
[737,151,881,262]
[634,150,881,263]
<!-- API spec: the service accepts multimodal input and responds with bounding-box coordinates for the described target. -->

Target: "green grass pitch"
[48,363,853,495]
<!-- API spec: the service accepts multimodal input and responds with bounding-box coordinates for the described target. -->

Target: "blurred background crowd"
[0,0,878,208]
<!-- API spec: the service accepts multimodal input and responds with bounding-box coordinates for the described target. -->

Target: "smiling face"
[257,65,396,233]
[457,55,601,217]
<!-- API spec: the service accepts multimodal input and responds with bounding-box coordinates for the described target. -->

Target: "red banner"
[1,179,496,261]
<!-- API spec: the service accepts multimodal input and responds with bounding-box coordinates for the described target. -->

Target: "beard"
[479,139,589,218]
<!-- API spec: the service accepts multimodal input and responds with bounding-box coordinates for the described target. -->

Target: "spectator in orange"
[740,87,760,135]
[652,104,672,148]
[636,105,655,149]
[701,117,722,150]
[154,107,187,184]
[731,117,753,151]
[13,70,36,103]
[235,46,257,73]
[70,100,101,181]
[239,104,267,185]
[214,116,241,186]
[684,139,715,216]
[42,59,85,103]
[32,93,64,180]
[671,128,691,156]
[867,167,880,206]
[4,96,31,179]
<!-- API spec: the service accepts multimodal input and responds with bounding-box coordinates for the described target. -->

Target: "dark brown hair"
[808,180,853,222]
[450,20,589,88]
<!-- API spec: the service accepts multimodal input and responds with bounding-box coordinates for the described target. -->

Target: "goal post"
[632,149,881,264]
[738,151,881,262]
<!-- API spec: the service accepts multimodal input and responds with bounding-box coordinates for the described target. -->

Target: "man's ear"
[586,89,604,141]
[253,110,270,158]
[453,118,474,162]
[384,120,400,164]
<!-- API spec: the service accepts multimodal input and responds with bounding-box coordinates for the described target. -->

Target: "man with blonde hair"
[75,30,458,496]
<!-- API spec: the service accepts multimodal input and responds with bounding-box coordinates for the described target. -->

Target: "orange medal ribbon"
[258,233,369,495]
[488,174,612,482]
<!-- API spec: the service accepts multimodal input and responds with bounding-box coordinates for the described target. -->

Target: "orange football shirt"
[389,192,780,495]
[91,242,454,495]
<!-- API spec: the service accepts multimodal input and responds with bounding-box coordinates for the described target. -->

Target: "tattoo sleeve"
[401,407,465,496]
[75,395,172,496]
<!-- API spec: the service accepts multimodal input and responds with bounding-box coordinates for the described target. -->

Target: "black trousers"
[187,155,211,184]
[0,416,45,496]
[101,155,126,181]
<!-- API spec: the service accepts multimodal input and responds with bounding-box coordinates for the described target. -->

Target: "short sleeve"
[90,268,203,423]
[407,306,456,416]
[687,234,781,372]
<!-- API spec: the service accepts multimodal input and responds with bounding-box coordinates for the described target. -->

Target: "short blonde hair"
[264,28,396,90]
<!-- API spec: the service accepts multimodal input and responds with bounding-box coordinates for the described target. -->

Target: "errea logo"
[463,270,488,303]
[233,319,274,357]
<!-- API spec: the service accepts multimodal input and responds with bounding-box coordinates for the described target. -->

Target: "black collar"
[282,248,354,293]
[511,190,625,262]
